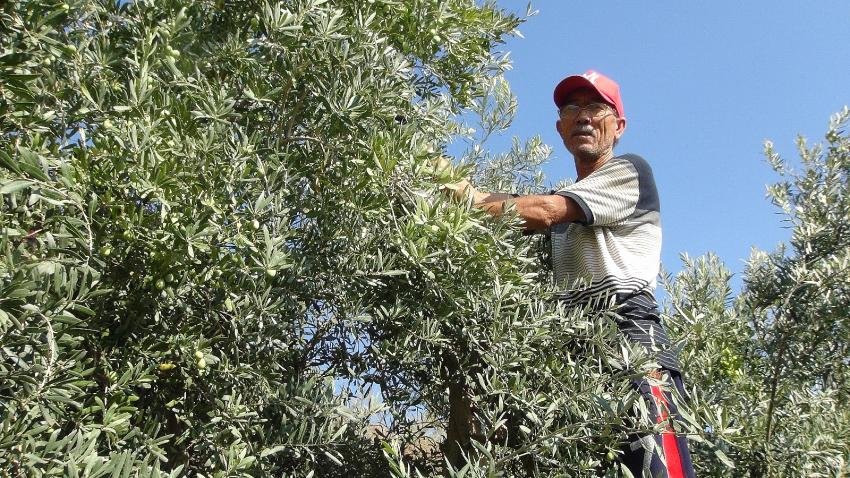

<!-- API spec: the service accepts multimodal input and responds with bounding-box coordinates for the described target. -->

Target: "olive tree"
[665,108,850,477]
[1,0,673,476]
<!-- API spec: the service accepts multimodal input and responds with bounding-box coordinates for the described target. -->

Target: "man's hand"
[443,179,479,201]
[431,155,452,174]
[429,156,480,201]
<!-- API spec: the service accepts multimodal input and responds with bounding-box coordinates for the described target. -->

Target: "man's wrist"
[451,179,477,201]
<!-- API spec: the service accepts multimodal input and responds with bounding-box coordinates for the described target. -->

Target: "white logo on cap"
[583,71,600,83]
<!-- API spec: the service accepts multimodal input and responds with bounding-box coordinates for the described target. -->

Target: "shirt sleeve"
[554,158,640,226]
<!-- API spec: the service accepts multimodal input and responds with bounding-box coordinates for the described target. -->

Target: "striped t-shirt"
[550,154,680,371]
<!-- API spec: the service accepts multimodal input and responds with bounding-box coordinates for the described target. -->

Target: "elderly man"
[446,70,696,477]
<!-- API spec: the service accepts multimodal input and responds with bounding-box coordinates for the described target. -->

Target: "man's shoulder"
[615,153,660,212]
[613,153,653,175]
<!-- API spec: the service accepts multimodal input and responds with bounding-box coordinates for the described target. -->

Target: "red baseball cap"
[553,70,625,118]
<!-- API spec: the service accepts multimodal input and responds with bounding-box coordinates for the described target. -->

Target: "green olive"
[194,351,204,360]
[155,279,166,290]
[158,362,175,372]
[265,268,277,278]
[99,246,112,257]
[197,358,207,369]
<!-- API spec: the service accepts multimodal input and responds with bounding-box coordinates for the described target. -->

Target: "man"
[443,70,696,477]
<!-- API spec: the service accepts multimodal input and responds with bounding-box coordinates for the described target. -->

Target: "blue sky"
[487,1,850,290]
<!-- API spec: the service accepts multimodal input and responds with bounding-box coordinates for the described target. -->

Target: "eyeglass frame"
[558,102,618,120]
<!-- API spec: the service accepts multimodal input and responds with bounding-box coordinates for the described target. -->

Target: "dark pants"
[621,371,696,478]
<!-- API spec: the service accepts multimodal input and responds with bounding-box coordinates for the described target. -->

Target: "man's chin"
[568,145,602,160]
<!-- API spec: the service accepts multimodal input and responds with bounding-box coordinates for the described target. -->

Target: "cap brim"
[553,75,617,110]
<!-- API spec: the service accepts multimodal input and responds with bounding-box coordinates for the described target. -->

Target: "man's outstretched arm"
[446,178,586,231]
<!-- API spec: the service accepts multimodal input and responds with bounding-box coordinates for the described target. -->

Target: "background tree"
[665,108,850,477]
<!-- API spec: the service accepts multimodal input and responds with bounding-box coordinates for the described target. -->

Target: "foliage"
[665,108,850,476]
[3,0,847,476]
[0,0,661,476]
[0,0,515,475]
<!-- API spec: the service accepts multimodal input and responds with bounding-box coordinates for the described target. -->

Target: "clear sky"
[487,1,850,290]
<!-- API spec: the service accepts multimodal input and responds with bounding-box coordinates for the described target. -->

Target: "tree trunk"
[441,352,481,469]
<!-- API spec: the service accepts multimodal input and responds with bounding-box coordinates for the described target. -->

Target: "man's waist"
[555,276,656,308]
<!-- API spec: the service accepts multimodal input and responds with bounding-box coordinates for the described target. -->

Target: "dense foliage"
[1,0,848,476]
[0,0,633,476]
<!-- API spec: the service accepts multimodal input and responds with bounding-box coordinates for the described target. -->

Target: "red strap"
[649,383,685,478]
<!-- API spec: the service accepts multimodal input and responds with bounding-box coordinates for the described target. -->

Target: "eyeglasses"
[558,102,616,119]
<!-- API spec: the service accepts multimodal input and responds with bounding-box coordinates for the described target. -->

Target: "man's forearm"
[437,161,584,229]
[452,181,543,230]
[452,181,583,230]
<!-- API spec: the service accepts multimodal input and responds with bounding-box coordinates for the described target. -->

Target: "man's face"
[555,87,626,161]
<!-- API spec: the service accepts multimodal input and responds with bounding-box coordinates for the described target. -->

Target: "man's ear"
[555,119,563,137]
[615,117,627,139]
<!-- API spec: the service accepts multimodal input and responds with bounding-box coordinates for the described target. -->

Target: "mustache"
[572,126,594,135]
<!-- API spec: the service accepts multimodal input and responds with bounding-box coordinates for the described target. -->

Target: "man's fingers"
[439,180,475,201]
[430,155,452,173]
[429,158,477,201]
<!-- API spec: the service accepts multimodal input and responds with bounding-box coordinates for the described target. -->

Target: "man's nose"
[574,110,593,124]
